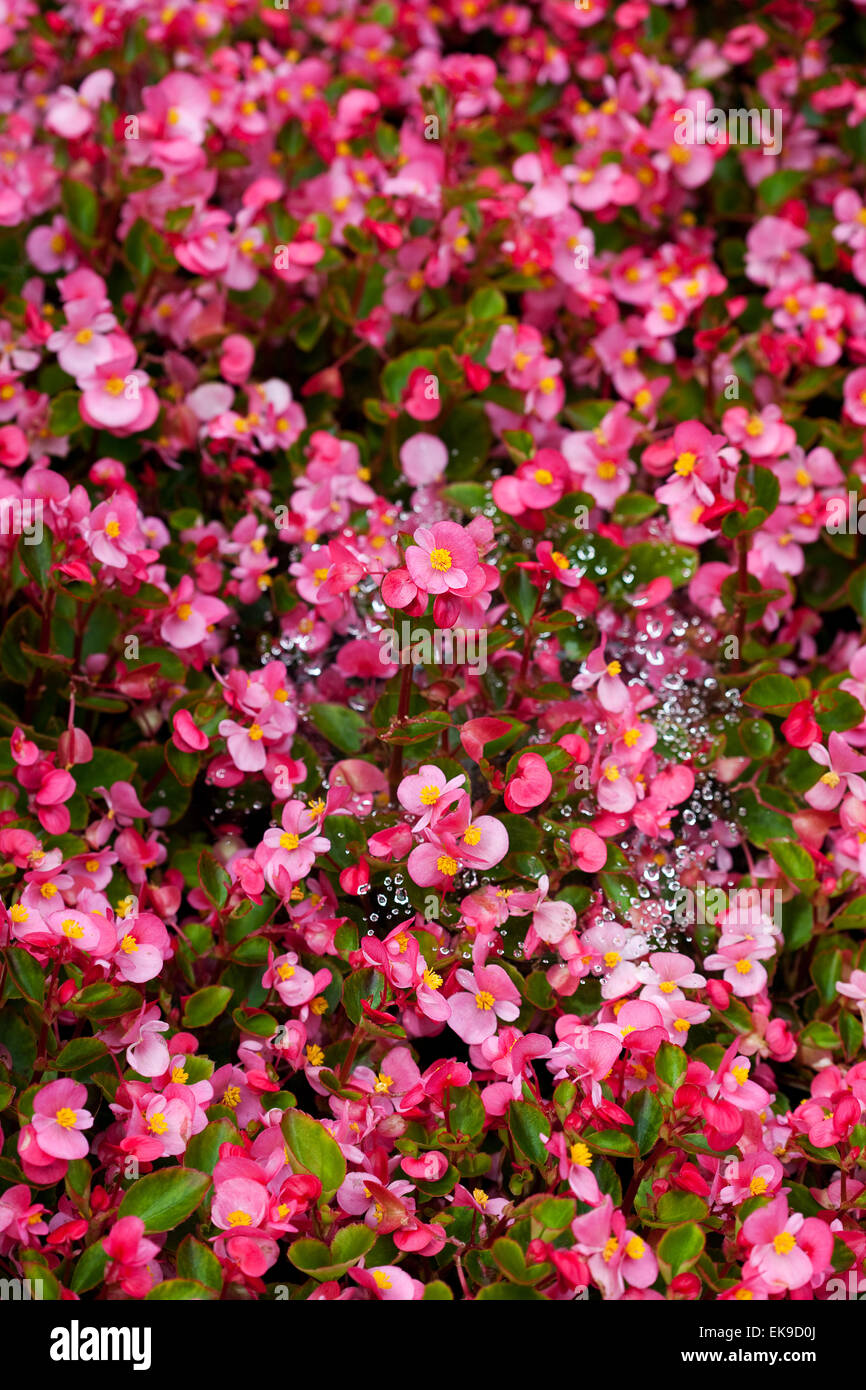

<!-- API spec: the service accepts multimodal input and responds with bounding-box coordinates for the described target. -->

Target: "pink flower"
[400,433,448,486]
[397,764,466,832]
[405,521,479,595]
[447,962,521,1044]
[742,1195,833,1292]
[78,337,159,435]
[256,799,331,894]
[570,826,608,872]
[504,752,552,812]
[161,576,230,650]
[172,709,210,753]
[31,1080,93,1160]
[805,732,866,810]
[572,644,630,712]
[402,367,441,421]
[703,937,776,997]
[571,1195,658,1298]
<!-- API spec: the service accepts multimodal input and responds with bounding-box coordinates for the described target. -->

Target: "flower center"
[674,452,698,478]
[569,1141,592,1167]
[773,1231,796,1255]
[436,855,458,876]
[280,832,300,851]
[104,376,125,396]
[475,990,495,1011]
[55,1108,77,1129]
[419,784,440,806]
[429,547,452,572]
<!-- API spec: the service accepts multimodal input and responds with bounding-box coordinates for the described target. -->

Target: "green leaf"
[811,950,842,1007]
[655,1042,688,1089]
[309,703,366,754]
[759,169,806,208]
[342,968,383,1025]
[176,1236,223,1292]
[422,1280,454,1299]
[198,850,229,910]
[768,839,814,884]
[70,1241,107,1293]
[739,718,774,760]
[185,1120,241,1174]
[55,1037,108,1071]
[815,689,865,734]
[182,985,232,1028]
[282,1110,346,1199]
[612,492,659,525]
[73,748,138,796]
[503,566,539,625]
[61,178,99,240]
[627,541,697,589]
[626,1088,663,1155]
[657,1190,709,1224]
[146,1279,218,1300]
[449,1085,486,1139]
[533,1196,576,1230]
[658,1221,705,1279]
[119,1167,212,1233]
[475,1282,547,1300]
[467,287,506,321]
[4,946,44,1005]
[332,1223,376,1264]
[800,1021,841,1051]
[18,527,54,590]
[508,1100,551,1168]
[743,673,801,712]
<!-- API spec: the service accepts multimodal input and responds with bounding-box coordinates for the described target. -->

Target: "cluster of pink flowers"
[4,0,866,1313]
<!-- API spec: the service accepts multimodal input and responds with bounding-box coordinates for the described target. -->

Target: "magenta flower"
[161,576,230,650]
[572,643,630,712]
[805,732,866,809]
[447,962,521,1044]
[504,752,552,812]
[405,521,479,594]
[741,1196,833,1292]
[31,1080,93,1160]
[397,764,466,831]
